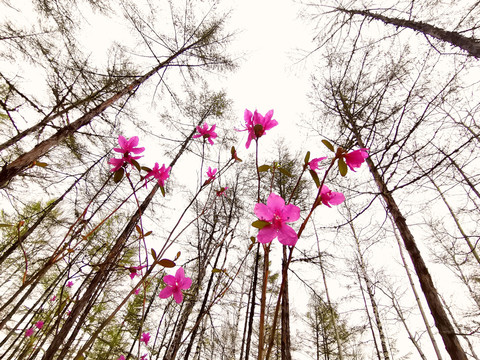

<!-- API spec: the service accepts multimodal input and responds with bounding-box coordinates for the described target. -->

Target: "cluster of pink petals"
[66,281,73,288]
[25,321,44,337]
[206,167,217,181]
[254,193,300,246]
[109,135,145,172]
[308,157,327,172]
[343,148,368,171]
[193,123,217,145]
[320,185,345,207]
[140,332,150,346]
[50,295,56,302]
[145,163,171,187]
[129,265,146,279]
[241,109,278,149]
[117,356,125,360]
[159,267,192,304]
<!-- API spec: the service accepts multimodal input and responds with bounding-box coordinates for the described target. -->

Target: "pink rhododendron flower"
[240,109,278,149]
[193,123,217,145]
[25,328,34,337]
[134,288,141,295]
[343,148,368,171]
[308,157,327,172]
[117,355,125,360]
[66,281,73,288]
[35,321,44,329]
[114,135,145,155]
[50,295,56,302]
[254,193,300,246]
[206,167,217,182]
[140,332,150,346]
[141,355,148,360]
[145,163,171,187]
[320,185,345,207]
[216,187,228,196]
[129,265,146,279]
[109,135,145,172]
[159,267,192,304]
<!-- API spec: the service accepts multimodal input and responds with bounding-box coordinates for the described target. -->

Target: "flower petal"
[281,204,300,222]
[159,286,173,299]
[179,277,192,290]
[163,275,176,286]
[254,203,274,221]
[172,288,184,303]
[277,224,298,246]
[266,193,285,213]
[175,267,185,282]
[328,191,345,205]
[117,135,127,150]
[256,225,277,244]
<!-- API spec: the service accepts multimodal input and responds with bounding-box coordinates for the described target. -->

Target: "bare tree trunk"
[391,217,443,360]
[439,294,480,360]
[428,175,480,265]
[390,294,428,360]
[314,223,344,360]
[336,7,480,58]
[280,246,292,360]
[351,223,390,360]
[356,269,382,360]
[0,35,208,188]
[41,125,195,360]
[245,245,260,360]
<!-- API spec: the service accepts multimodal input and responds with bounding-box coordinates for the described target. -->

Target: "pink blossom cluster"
[108,135,171,187]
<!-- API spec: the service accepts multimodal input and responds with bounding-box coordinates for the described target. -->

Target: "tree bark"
[337,8,480,58]
[0,36,206,189]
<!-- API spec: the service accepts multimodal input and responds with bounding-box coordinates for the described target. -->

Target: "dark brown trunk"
[337,8,480,58]
[280,246,291,360]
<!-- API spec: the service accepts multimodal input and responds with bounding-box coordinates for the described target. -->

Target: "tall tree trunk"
[351,223,390,360]
[280,246,291,360]
[314,223,344,360]
[0,35,207,189]
[355,144,467,359]
[336,8,480,58]
[40,125,196,360]
[391,217,443,360]
[338,92,468,358]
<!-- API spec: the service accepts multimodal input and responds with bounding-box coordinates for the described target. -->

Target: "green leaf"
[304,151,311,165]
[131,159,141,172]
[338,157,348,177]
[159,259,175,268]
[136,225,142,234]
[231,146,236,156]
[141,166,152,173]
[144,231,152,237]
[160,185,165,197]
[113,168,124,183]
[151,248,157,260]
[250,236,256,243]
[212,268,222,273]
[258,165,271,172]
[322,139,335,152]
[252,220,271,229]
[279,167,292,177]
[309,169,321,188]
[175,251,181,260]
[0,223,13,228]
